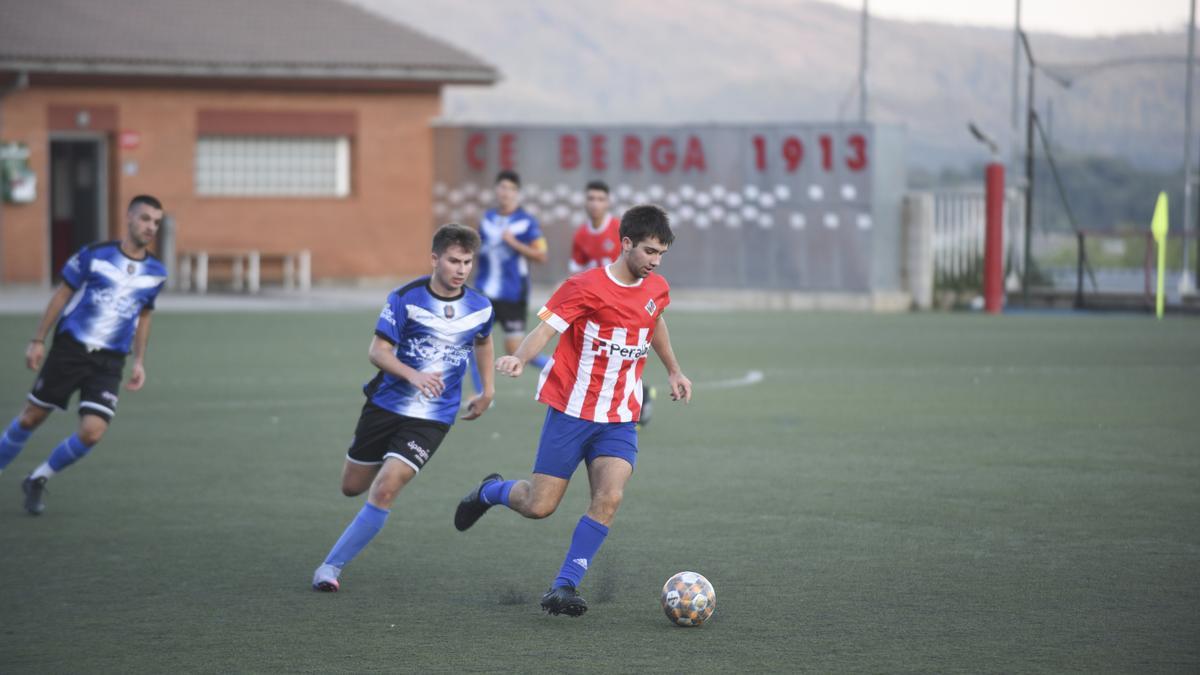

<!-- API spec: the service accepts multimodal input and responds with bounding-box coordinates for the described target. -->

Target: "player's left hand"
[667,371,692,404]
[462,393,493,420]
[127,362,146,391]
[501,228,520,247]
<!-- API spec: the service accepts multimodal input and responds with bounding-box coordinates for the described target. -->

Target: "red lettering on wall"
[466,133,485,171]
[752,135,767,171]
[650,137,676,173]
[846,134,868,171]
[560,134,580,170]
[590,135,607,171]
[499,133,516,170]
[623,135,642,171]
[681,135,706,172]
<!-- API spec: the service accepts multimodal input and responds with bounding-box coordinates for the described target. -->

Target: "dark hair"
[129,194,163,211]
[585,180,609,194]
[432,223,481,255]
[494,170,521,187]
[619,204,674,246]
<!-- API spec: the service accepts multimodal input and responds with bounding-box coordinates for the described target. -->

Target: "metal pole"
[1183,0,1197,294]
[859,0,869,122]
[1022,32,1036,304]
[1011,0,1022,134]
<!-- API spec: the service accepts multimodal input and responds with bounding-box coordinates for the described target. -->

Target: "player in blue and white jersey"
[476,170,548,359]
[312,223,496,592]
[0,195,167,515]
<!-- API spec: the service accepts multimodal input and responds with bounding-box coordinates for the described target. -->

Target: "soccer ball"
[661,571,715,627]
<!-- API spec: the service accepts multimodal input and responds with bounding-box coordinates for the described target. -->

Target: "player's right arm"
[368,336,444,398]
[25,283,75,370]
[568,228,587,274]
[495,322,557,377]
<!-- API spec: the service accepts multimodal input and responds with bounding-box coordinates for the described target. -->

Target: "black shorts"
[346,400,450,473]
[29,333,125,422]
[491,299,528,335]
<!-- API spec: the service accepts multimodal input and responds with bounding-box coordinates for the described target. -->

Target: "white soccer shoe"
[312,563,342,592]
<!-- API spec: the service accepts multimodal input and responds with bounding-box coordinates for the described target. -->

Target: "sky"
[823,0,1193,36]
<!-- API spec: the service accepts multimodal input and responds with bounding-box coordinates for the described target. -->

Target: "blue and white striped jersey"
[365,278,494,425]
[57,241,167,353]
[476,207,543,302]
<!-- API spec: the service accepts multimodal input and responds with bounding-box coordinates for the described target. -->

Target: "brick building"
[0,0,496,286]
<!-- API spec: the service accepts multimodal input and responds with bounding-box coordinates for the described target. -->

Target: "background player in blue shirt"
[476,170,548,362]
[312,223,496,592]
[0,195,167,515]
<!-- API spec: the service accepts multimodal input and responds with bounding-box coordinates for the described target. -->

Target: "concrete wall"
[0,85,441,284]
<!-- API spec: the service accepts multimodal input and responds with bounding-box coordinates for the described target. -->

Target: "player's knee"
[77,426,105,446]
[591,489,623,517]
[525,498,558,519]
[18,406,49,429]
[341,483,367,498]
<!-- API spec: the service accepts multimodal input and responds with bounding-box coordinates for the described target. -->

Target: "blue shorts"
[532,407,638,479]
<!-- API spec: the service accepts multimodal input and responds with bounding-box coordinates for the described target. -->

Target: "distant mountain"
[349,0,1192,172]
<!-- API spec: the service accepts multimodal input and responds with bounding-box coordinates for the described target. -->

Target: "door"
[49,138,107,282]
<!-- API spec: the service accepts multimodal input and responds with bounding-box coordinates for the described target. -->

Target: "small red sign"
[118,131,141,150]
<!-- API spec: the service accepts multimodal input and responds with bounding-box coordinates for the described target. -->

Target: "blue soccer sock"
[530,354,549,369]
[480,479,517,507]
[552,515,610,589]
[0,417,34,472]
[30,434,93,479]
[323,502,391,569]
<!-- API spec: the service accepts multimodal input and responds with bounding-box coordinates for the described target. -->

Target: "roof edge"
[0,58,498,85]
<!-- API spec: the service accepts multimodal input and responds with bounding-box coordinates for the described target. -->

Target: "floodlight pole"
[859,0,870,122]
[1021,31,1036,305]
[1183,0,1197,294]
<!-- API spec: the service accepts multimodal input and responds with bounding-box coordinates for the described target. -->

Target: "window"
[195,136,351,197]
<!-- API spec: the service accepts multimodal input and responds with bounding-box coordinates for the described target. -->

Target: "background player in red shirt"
[568,180,622,274]
[454,204,693,617]
[568,180,657,427]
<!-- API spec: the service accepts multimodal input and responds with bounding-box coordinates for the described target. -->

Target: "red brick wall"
[1,85,441,284]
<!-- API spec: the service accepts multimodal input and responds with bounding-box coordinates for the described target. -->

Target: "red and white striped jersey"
[569,215,622,273]
[535,265,670,423]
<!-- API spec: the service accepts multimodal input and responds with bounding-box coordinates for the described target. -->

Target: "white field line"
[128,370,767,414]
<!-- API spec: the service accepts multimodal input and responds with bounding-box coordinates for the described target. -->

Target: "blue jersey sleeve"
[476,306,495,340]
[374,292,406,344]
[60,246,91,289]
[518,215,543,245]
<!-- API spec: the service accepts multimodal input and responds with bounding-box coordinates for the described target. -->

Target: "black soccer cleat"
[541,585,588,617]
[21,475,47,516]
[454,473,502,531]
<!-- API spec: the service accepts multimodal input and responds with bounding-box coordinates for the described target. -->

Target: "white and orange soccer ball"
[661,571,715,627]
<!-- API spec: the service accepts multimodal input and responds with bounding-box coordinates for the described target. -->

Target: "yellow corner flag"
[1150,192,1169,319]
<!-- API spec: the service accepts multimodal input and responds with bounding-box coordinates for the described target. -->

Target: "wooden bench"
[176,249,311,293]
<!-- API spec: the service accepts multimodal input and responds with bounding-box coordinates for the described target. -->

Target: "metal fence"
[925,187,1025,292]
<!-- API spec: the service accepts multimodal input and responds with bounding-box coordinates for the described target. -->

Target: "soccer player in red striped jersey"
[454,204,693,617]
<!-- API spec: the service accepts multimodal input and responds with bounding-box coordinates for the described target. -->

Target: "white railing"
[903,187,1025,308]
[928,187,1025,288]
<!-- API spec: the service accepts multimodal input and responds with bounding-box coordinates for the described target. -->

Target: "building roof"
[0,0,497,85]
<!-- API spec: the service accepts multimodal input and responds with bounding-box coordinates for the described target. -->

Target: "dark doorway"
[50,138,106,282]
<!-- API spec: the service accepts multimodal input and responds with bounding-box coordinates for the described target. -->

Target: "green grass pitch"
[0,309,1197,672]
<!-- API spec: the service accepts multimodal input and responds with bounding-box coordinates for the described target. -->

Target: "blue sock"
[530,354,549,369]
[480,479,517,507]
[468,353,483,393]
[46,434,92,472]
[0,417,34,470]
[323,502,390,569]
[553,515,610,589]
